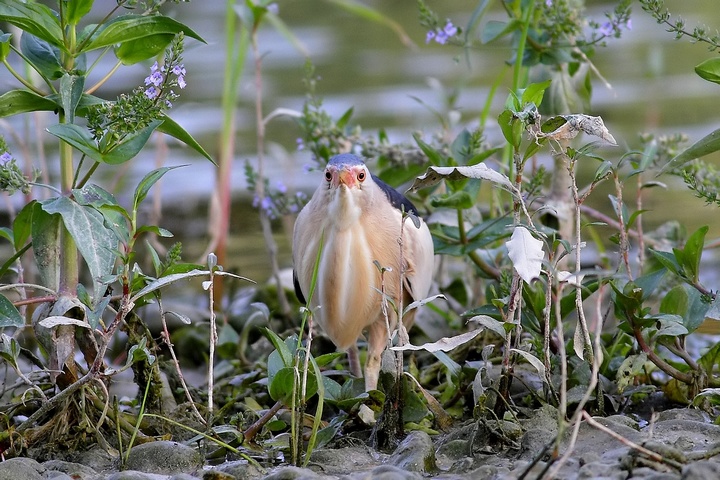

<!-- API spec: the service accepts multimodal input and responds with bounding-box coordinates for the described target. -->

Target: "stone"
[42,459,98,480]
[212,460,264,479]
[124,441,203,475]
[681,460,720,480]
[386,431,436,473]
[0,457,45,480]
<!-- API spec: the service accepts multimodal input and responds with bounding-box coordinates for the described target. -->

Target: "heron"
[292,153,434,391]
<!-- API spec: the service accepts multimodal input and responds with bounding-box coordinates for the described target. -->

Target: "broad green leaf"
[21,32,63,80]
[662,127,720,172]
[616,353,648,393]
[649,249,680,276]
[66,0,94,26]
[132,165,184,215]
[60,74,85,123]
[653,314,688,339]
[0,228,12,244]
[412,133,445,166]
[498,109,520,148]
[13,201,35,251]
[0,32,11,61]
[521,80,552,107]
[31,202,62,292]
[158,114,214,163]
[264,328,294,369]
[41,196,117,301]
[269,367,317,403]
[101,120,162,165]
[481,19,520,44]
[0,1,64,49]
[115,33,175,65]
[660,285,688,318]
[0,294,24,328]
[81,14,205,53]
[430,191,474,209]
[0,90,59,118]
[695,57,720,85]
[46,123,103,162]
[682,225,708,283]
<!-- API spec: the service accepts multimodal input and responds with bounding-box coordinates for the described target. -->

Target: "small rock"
[0,457,45,480]
[44,473,73,480]
[358,465,421,480]
[262,465,322,479]
[42,460,97,480]
[173,474,203,480]
[682,460,720,480]
[124,441,202,475]
[386,431,436,473]
[201,471,234,480]
[71,445,116,472]
[629,467,680,480]
[578,461,627,479]
[213,459,263,479]
[106,471,162,480]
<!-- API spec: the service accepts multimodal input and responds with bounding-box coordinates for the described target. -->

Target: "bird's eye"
[325,170,332,181]
[358,171,366,181]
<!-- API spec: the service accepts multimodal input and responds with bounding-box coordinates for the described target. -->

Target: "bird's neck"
[327,186,365,231]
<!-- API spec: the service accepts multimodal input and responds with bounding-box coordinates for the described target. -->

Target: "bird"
[292,153,434,391]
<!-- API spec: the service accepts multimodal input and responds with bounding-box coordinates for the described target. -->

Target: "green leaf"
[115,33,175,65]
[31,202,62,292]
[660,285,688,318]
[46,123,103,162]
[0,294,23,328]
[695,57,720,85]
[0,90,59,118]
[263,328,294,368]
[649,249,680,276]
[12,201,35,252]
[132,165,184,215]
[102,120,162,165]
[269,366,317,403]
[81,14,205,53]
[662,128,720,172]
[480,19,520,44]
[430,191,474,209]
[158,114,214,163]
[21,32,63,80]
[498,109,520,148]
[682,225,708,283]
[66,0,94,26]
[0,1,64,49]
[60,74,85,123]
[521,80,552,107]
[0,31,12,62]
[41,196,117,301]
[412,133,445,166]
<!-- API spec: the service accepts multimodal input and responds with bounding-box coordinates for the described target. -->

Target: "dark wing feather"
[371,174,418,215]
[293,269,306,304]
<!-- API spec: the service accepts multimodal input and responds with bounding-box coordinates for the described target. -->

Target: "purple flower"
[276,181,287,194]
[261,196,273,212]
[626,19,632,30]
[177,76,186,89]
[434,30,449,45]
[599,21,614,36]
[144,86,159,99]
[267,3,279,14]
[425,30,436,44]
[443,21,458,37]
[145,71,163,87]
[296,138,304,151]
[151,61,160,73]
[171,64,186,76]
[545,0,552,6]
[0,152,11,165]
[252,194,260,207]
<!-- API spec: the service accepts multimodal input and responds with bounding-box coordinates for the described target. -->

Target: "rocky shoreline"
[3,405,720,480]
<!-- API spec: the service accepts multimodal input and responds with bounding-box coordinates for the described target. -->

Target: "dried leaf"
[506,227,545,283]
[408,164,513,192]
[38,315,91,329]
[391,328,483,352]
[543,114,617,146]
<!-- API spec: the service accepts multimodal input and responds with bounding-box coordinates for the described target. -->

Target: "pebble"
[124,441,203,475]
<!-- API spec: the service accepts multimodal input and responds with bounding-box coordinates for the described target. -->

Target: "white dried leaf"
[38,315,91,329]
[408,164,513,192]
[544,114,617,146]
[557,270,585,286]
[506,227,545,283]
[391,329,483,353]
[510,348,546,379]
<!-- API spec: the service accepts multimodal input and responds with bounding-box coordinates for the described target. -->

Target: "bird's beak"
[337,168,356,188]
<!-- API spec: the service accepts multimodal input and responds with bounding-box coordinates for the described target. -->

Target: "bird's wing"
[403,219,434,302]
[371,174,418,215]
[293,269,306,305]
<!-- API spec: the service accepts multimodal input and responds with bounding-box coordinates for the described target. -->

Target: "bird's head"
[324,154,369,191]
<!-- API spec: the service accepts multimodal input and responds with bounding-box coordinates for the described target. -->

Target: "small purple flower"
[545,0,552,6]
[144,86,159,99]
[0,152,11,165]
[434,30,449,44]
[267,3,279,14]
[425,30,436,44]
[165,99,173,108]
[443,21,458,37]
[261,196,273,212]
[289,204,298,213]
[296,138,305,151]
[276,181,287,194]
[302,163,313,174]
[625,19,632,30]
[252,194,260,207]
[599,21,614,36]
[177,76,186,89]
[145,71,163,87]
[151,61,160,73]
[171,64,186,76]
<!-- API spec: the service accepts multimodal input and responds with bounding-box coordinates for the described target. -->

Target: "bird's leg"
[347,343,362,379]
[364,322,388,391]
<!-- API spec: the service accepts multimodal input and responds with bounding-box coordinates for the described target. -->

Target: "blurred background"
[2,0,720,284]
